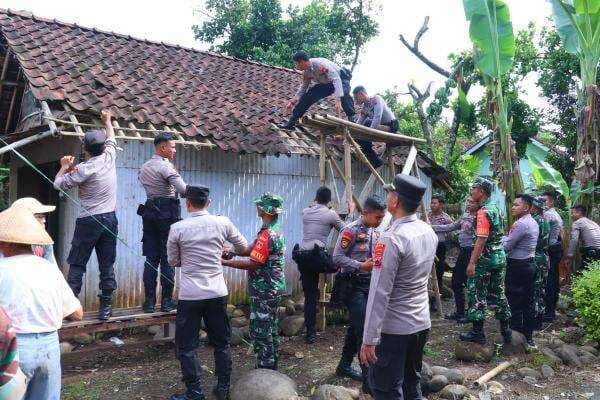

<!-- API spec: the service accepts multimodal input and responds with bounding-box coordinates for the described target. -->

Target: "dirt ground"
[61,297,600,400]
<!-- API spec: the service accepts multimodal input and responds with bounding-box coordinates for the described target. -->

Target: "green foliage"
[527,153,570,197]
[445,154,482,204]
[193,0,379,69]
[572,261,600,342]
[506,91,541,158]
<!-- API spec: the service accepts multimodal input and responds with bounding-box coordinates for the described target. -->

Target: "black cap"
[83,129,107,146]
[185,185,209,202]
[383,174,427,205]
[154,131,174,146]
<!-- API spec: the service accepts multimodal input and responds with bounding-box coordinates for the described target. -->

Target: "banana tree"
[463,0,524,223]
[548,0,600,212]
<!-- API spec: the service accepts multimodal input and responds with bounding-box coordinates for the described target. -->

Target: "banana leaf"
[463,0,516,78]
[549,0,600,54]
[457,85,473,123]
[527,153,570,197]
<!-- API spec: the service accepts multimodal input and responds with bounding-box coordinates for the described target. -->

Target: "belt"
[147,197,178,205]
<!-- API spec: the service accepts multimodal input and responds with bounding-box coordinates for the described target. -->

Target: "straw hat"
[0,205,53,245]
[11,197,56,214]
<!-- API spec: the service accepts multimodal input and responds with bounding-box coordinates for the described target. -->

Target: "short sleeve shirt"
[249,219,287,299]
[473,199,506,267]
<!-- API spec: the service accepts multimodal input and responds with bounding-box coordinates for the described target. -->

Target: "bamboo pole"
[63,104,85,135]
[41,101,60,136]
[343,127,353,214]
[402,145,419,175]
[345,132,386,186]
[3,70,20,134]
[0,49,11,100]
[325,149,362,210]
[388,149,397,177]
[322,114,426,144]
[473,361,512,387]
[319,133,327,186]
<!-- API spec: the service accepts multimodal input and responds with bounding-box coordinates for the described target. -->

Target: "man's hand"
[360,259,373,272]
[466,262,476,278]
[221,258,232,266]
[360,344,377,366]
[334,98,342,116]
[100,109,113,125]
[60,155,75,170]
[286,99,297,111]
[222,246,235,260]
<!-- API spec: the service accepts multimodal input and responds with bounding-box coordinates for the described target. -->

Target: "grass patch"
[523,352,554,368]
[62,381,102,400]
[423,345,442,358]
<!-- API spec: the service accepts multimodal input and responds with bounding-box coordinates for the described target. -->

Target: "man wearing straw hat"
[0,205,83,400]
[12,197,57,264]
[54,109,119,320]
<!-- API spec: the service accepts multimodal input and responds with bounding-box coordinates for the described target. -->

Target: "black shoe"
[526,338,537,349]
[445,312,466,321]
[305,328,317,344]
[278,116,298,130]
[142,298,155,313]
[459,321,486,345]
[336,364,363,382]
[98,295,112,321]
[212,383,230,400]
[170,388,205,400]
[500,320,512,344]
[161,298,176,312]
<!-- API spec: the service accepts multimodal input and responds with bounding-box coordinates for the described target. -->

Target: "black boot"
[171,386,205,400]
[336,355,363,381]
[500,320,512,344]
[459,320,485,344]
[305,327,317,344]
[279,116,299,130]
[161,297,176,313]
[142,296,155,313]
[212,377,230,400]
[98,294,113,321]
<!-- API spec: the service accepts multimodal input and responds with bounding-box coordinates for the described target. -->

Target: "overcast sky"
[5,0,553,113]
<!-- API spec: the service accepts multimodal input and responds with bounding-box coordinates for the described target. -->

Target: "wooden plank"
[326,150,361,209]
[60,314,176,337]
[343,127,353,215]
[41,101,60,136]
[401,144,419,175]
[321,114,425,144]
[62,104,85,135]
[327,159,341,209]
[345,132,385,185]
[319,133,327,185]
[3,70,20,134]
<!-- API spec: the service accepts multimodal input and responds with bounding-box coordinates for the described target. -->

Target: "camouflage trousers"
[466,263,511,322]
[533,259,549,317]
[249,296,281,368]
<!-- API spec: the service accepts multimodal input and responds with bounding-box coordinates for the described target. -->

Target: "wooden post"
[319,133,327,186]
[388,149,396,177]
[345,133,385,185]
[3,70,20,134]
[317,133,328,331]
[343,127,352,213]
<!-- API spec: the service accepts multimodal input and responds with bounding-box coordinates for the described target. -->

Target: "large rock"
[430,366,464,384]
[226,304,236,316]
[147,325,161,335]
[231,327,245,346]
[232,309,246,318]
[517,367,542,379]
[562,326,585,344]
[494,330,528,356]
[311,385,359,400]
[579,345,599,356]
[60,341,74,354]
[541,364,555,379]
[454,341,493,363]
[548,337,566,349]
[440,384,468,400]
[231,369,298,400]
[486,381,505,394]
[556,344,583,367]
[421,362,433,381]
[280,315,305,337]
[70,333,93,345]
[539,347,562,365]
[231,317,249,328]
[556,298,573,312]
[427,375,449,393]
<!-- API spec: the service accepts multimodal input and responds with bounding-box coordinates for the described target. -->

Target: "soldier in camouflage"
[532,197,550,329]
[459,177,512,345]
[222,193,286,370]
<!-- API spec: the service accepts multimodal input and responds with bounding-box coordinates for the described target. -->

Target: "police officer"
[565,205,600,270]
[167,186,249,400]
[542,191,563,322]
[531,197,550,329]
[222,193,286,370]
[352,86,399,169]
[295,186,345,344]
[460,177,512,345]
[139,132,187,313]
[54,109,118,320]
[432,196,479,323]
[360,174,438,400]
[428,194,453,306]
[280,50,355,129]
[332,196,386,388]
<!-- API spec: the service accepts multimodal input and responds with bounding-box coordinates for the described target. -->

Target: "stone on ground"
[60,341,74,354]
[556,344,583,366]
[517,367,542,379]
[231,317,249,328]
[231,327,245,346]
[561,326,585,344]
[71,333,93,345]
[311,385,359,400]
[231,369,298,400]
[440,284,454,299]
[454,341,493,362]
[523,376,538,386]
[232,309,245,318]
[280,315,305,337]
[226,304,236,316]
[427,375,449,393]
[430,366,464,384]
[486,381,504,394]
[539,347,562,365]
[548,337,566,349]
[147,325,161,335]
[494,330,527,356]
[579,345,599,356]
[422,361,433,381]
[541,364,555,379]
[440,384,468,400]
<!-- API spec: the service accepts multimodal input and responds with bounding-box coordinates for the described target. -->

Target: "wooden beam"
[319,133,327,185]
[402,144,419,175]
[62,104,85,135]
[0,80,24,87]
[3,70,21,134]
[343,127,353,214]
[41,101,60,136]
[325,148,361,208]
[327,159,341,208]
[0,50,11,100]
[345,132,385,185]
[388,148,397,177]
[322,114,426,144]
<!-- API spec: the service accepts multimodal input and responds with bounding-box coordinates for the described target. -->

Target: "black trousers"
[356,120,399,169]
[582,247,600,270]
[67,212,118,296]
[434,242,448,287]
[299,268,320,332]
[175,296,232,389]
[544,243,563,316]
[505,258,536,339]
[368,330,429,400]
[292,82,355,120]
[452,247,472,315]
[341,280,369,367]
[142,213,178,301]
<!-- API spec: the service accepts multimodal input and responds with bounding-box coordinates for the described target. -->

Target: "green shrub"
[572,261,600,342]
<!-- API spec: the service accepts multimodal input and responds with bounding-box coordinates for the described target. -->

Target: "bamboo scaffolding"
[345,132,386,186]
[321,114,426,144]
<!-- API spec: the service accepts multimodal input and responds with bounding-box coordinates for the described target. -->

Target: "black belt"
[147,197,179,206]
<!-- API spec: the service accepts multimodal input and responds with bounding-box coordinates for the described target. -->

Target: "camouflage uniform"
[249,194,287,369]
[466,198,511,322]
[532,207,550,319]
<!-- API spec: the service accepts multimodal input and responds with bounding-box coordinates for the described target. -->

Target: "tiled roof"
[0,8,330,155]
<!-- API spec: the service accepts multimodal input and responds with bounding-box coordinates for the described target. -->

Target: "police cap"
[186,185,210,202]
[383,174,427,206]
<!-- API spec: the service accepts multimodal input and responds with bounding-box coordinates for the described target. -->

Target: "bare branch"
[407,83,435,159]
[399,17,451,78]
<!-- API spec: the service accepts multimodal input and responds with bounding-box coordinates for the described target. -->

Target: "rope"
[0,135,176,286]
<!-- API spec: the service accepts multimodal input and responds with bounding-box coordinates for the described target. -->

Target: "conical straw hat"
[12,197,56,214]
[0,205,53,245]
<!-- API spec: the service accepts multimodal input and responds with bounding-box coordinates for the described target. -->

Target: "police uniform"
[568,216,600,269]
[460,178,511,344]
[532,198,550,328]
[332,216,380,382]
[428,208,453,297]
[166,186,248,400]
[248,194,286,369]
[364,174,438,400]
[503,211,539,343]
[139,132,187,312]
[355,95,398,169]
[544,205,563,320]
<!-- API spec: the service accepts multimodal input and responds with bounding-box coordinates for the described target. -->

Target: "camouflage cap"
[471,176,494,196]
[254,192,284,215]
[533,196,546,210]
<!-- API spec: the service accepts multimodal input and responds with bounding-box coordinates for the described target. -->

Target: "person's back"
[300,203,343,250]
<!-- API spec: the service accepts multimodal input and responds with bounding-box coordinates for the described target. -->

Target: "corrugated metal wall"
[11,137,434,310]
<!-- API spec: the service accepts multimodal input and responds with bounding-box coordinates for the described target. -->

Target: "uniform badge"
[340,231,354,249]
[250,230,270,264]
[373,243,386,269]
[357,232,367,241]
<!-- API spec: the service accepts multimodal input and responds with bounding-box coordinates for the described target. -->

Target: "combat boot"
[161,298,177,313]
[279,116,298,130]
[305,327,317,344]
[212,376,230,400]
[459,320,486,344]
[171,386,205,400]
[500,320,513,344]
[98,294,113,320]
[336,355,363,382]
[142,297,155,313]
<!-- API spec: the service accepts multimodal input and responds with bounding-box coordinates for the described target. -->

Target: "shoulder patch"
[250,230,270,264]
[340,230,354,249]
[373,242,386,269]
[476,209,490,237]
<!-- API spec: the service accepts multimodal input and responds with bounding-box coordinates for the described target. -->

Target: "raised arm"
[101,109,115,139]
[431,220,461,233]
